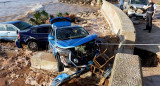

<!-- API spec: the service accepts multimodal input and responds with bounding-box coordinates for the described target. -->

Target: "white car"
[126,0,148,18]
[0,21,32,41]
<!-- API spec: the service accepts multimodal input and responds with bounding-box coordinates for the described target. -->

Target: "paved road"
[135,6,160,56]
[134,6,160,86]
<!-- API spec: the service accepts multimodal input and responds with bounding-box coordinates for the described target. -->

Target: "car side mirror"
[49,36,54,40]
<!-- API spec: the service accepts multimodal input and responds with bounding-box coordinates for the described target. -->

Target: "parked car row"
[1,17,100,73]
[1,17,99,57]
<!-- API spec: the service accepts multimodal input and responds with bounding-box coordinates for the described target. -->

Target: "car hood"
[131,4,147,8]
[56,34,97,48]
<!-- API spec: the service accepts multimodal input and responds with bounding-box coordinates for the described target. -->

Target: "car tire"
[27,41,38,51]
[56,54,64,72]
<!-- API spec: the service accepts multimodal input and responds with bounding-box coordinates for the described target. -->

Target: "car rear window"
[7,25,16,31]
[13,21,32,30]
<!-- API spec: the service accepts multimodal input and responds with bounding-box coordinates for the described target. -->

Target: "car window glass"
[32,29,37,33]
[56,27,88,40]
[7,25,16,31]
[13,21,32,30]
[0,25,6,31]
[32,27,50,33]
[37,27,50,33]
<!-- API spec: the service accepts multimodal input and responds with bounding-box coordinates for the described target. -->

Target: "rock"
[80,71,92,78]
[82,20,87,24]
[82,24,90,27]
[76,12,82,17]
[25,50,32,55]
[25,77,38,85]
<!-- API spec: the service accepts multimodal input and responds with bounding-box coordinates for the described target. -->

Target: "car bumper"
[15,39,23,48]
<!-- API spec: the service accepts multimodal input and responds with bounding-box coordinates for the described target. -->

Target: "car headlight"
[56,47,70,56]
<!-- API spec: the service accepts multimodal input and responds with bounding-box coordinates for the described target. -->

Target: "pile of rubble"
[0,42,58,86]
[75,11,112,37]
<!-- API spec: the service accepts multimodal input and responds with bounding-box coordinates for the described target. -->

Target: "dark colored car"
[15,24,52,51]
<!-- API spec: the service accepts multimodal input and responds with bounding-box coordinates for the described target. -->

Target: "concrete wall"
[101,1,135,54]
[101,0,143,86]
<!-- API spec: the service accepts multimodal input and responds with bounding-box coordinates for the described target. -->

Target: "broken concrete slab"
[30,52,71,73]
[31,52,58,72]
[109,53,143,86]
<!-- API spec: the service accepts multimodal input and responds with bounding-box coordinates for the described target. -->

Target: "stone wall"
[101,0,143,86]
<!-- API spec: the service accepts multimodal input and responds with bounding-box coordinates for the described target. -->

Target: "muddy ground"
[0,11,119,86]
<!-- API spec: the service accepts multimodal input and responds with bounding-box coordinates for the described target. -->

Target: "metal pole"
[96,43,160,46]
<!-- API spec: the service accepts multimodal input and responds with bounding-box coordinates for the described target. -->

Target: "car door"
[31,26,51,45]
[0,24,8,40]
[6,24,17,41]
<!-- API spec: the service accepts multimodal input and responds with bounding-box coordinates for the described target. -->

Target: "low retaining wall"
[109,53,142,86]
[101,0,135,54]
[101,0,143,86]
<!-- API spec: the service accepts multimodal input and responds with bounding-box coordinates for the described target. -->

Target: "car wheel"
[27,41,38,51]
[56,54,64,72]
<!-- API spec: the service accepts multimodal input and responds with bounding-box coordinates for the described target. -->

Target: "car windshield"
[13,21,32,30]
[131,0,148,5]
[56,27,89,40]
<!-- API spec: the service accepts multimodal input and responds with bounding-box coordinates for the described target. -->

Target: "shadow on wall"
[134,47,159,67]
[143,75,160,86]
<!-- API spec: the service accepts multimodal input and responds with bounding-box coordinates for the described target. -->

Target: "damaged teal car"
[48,17,101,72]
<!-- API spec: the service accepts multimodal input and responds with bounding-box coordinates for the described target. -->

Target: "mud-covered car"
[126,0,148,18]
[48,17,100,72]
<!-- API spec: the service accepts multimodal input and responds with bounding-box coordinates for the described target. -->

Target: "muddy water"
[0,0,99,22]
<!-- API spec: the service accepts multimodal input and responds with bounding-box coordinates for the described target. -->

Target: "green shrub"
[64,12,69,16]
[57,12,63,17]
[50,15,54,19]
[29,10,51,25]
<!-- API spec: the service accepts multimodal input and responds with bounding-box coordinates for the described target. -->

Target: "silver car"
[0,21,32,41]
[126,0,148,18]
